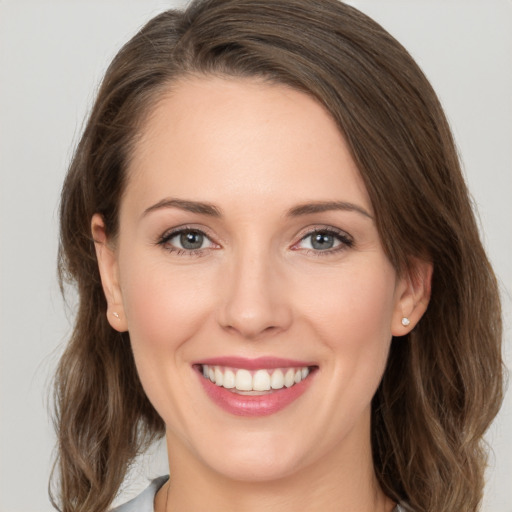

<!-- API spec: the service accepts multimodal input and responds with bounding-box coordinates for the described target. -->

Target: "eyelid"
[159,224,217,242]
[294,224,353,241]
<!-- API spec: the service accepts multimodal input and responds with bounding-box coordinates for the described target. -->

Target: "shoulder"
[110,476,169,512]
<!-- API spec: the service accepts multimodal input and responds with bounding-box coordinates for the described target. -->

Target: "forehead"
[124,76,371,216]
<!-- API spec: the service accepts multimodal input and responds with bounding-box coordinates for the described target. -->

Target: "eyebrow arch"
[142,198,222,218]
[286,201,373,219]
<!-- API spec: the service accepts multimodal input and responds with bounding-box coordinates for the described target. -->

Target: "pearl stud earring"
[112,312,120,319]
[401,317,410,327]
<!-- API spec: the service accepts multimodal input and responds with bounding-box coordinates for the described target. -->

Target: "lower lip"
[197,368,315,417]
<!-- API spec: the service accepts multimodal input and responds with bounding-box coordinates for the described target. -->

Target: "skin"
[93,77,431,512]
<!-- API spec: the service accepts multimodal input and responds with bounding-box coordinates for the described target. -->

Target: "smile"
[201,365,311,394]
[194,358,317,416]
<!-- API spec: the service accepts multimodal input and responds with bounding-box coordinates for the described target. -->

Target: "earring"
[112,312,120,319]
[401,317,410,327]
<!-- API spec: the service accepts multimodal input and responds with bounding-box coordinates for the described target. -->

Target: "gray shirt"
[111,476,406,511]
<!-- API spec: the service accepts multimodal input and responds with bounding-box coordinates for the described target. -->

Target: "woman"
[51,1,504,511]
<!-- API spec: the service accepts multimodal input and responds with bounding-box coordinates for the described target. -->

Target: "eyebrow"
[142,198,222,218]
[286,201,373,219]
[141,198,372,220]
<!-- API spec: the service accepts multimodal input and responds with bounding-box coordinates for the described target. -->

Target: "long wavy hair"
[52,1,504,511]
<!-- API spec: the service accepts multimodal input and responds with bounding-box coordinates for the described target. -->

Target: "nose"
[216,247,293,340]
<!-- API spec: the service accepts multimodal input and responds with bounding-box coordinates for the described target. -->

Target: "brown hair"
[52,1,504,511]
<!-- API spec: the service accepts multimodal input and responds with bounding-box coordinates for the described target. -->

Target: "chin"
[190,427,308,483]
[208,452,303,483]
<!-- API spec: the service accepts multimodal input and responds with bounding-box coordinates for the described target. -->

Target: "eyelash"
[156,225,215,257]
[156,226,354,257]
[294,227,354,257]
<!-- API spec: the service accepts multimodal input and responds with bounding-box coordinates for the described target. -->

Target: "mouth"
[198,364,314,395]
[193,358,318,416]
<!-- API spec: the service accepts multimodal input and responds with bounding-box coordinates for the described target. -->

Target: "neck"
[157,425,395,512]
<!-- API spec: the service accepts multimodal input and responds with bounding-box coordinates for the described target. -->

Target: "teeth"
[235,369,252,391]
[253,369,271,391]
[201,365,312,392]
[214,367,223,387]
[223,369,236,389]
[284,368,295,388]
[271,369,284,390]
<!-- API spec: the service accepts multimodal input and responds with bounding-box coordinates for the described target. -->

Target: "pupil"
[180,231,203,250]
[312,232,334,250]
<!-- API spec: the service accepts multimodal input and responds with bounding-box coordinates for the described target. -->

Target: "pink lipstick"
[194,357,317,417]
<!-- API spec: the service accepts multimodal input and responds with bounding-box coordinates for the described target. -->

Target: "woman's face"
[94,77,422,482]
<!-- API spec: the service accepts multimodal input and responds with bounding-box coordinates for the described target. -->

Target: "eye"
[295,228,353,253]
[302,232,339,250]
[158,228,216,254]
[173,230,208,250]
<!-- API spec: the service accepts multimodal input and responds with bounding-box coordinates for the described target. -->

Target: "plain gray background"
[0,1,510,511]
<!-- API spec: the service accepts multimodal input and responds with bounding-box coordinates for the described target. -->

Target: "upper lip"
[194,356,316,370]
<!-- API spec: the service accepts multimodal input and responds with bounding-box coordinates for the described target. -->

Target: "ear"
[91,213,128,332]
[391,258,433,336]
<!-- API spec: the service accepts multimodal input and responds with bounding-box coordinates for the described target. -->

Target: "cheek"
[300,261,397,339]
[292,260,398,442]
[119,257,216,354]
[116,255,221,424]
[296,258,398,397]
